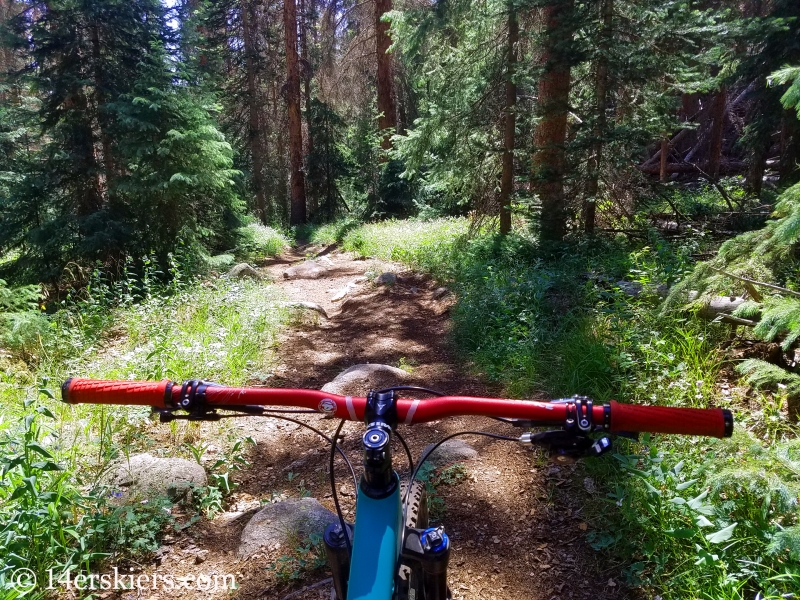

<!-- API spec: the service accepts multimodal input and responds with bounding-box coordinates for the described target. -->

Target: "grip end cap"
[61,378,73,404]
[722,409,734,438]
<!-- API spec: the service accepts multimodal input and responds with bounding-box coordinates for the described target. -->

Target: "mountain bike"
[61,378,733,600]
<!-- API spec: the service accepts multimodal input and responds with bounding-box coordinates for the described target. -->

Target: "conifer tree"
[0,0,243,280]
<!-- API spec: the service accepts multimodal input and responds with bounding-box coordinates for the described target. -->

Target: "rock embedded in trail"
[432,287,449,300]
[283,260,327,280]
[228,263,262,280]
[104,453,207,502]
[321,363,412,396]
[420,440,478,468]
[237,498,338,558]
[286,301,329,319]
[376,272,398,285]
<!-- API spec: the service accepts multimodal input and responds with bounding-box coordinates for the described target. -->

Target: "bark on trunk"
[375,0,395,153]
[242,0,269,224]
[707,87,727,179]
[583,0,611,234]
[273,81,289,224]
[659,138,669,182]
[300,0,317,216]
[533,0,573,241]
[90,19,114,189]
[499,6,517,236]
[284,0,307,225]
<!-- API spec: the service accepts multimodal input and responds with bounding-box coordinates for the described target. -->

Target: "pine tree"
[285,0,308,225]
[0,0,243,281]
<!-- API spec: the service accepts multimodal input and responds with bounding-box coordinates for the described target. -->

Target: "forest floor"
[113,246,642,600]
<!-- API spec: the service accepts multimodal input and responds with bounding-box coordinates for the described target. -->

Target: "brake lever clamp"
[564,395,593,433]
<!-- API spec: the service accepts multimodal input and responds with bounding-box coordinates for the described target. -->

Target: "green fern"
[770,65,800,119]
[0,279,39,313]
[768,524,800,561]
[739,296,800,350]
[736,359,800,395]
[732,299,763,319]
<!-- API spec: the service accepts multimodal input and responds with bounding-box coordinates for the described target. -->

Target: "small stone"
[376,272,397,285]
[286,301,329,319]
[195,550,209,564]
[432,287,449,300]
[616,281,643,297]
[227,263,262,280]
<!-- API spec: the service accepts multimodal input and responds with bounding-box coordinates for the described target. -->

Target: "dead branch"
[709,266,800,299]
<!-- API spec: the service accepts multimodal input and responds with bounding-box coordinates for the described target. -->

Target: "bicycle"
[61,377,733,600]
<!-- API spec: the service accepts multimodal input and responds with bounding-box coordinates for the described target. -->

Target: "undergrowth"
[343,217,800,599]
[0,259,288,595]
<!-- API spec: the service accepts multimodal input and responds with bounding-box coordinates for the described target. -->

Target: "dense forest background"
[3,0,800,598]
[1,0,799,284]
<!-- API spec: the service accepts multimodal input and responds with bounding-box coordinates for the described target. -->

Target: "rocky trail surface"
[113,247,638,600]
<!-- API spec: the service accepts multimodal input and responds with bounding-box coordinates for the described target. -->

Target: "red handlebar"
[62,378,733,438]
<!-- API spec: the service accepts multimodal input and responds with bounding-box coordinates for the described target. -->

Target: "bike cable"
[394,428,415,486]
[260,412,358,494]
[329,419,352,553]
[402,430,518,512]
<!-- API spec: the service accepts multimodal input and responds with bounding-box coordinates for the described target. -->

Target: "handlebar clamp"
[565,395,593,433]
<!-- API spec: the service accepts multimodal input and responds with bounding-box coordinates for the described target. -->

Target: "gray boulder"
[228,263,262,280]
[105,453,207,501]
[420,440,478,468]
[238,498,338,557]
[321,363,412,396]
[283,260,327,280]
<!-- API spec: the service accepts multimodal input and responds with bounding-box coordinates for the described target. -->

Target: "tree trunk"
[780,110,800,185]
[533,0,574,241]
[583,0,612,234]
[499,5,517,236]
[707,87,727,179]
[659,138,669,182]
[679,93,700,153]
[300,0,317,217]
[375,0,395,153]
[284,0,307,225]
[242,0,269,224]
[273,81,289,224]
[89,19,114,190]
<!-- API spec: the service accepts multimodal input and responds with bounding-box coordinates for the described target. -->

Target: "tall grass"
[0,267,289,594]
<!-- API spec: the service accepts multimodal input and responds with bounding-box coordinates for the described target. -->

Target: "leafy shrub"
[585,433,800,598]
[0,279,48,359]
[236,223,289,260]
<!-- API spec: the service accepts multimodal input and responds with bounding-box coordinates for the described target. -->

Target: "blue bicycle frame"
[346,477,403,600]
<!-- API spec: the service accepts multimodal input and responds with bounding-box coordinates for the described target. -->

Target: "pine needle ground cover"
[341,217,800,599]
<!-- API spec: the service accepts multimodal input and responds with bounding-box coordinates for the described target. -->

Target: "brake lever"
[154,405,267,422]
[518,430,614,459]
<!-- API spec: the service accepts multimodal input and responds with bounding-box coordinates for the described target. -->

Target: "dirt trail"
[128,248,638,600]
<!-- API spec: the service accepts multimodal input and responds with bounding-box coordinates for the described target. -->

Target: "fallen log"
[696,295,747,321]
